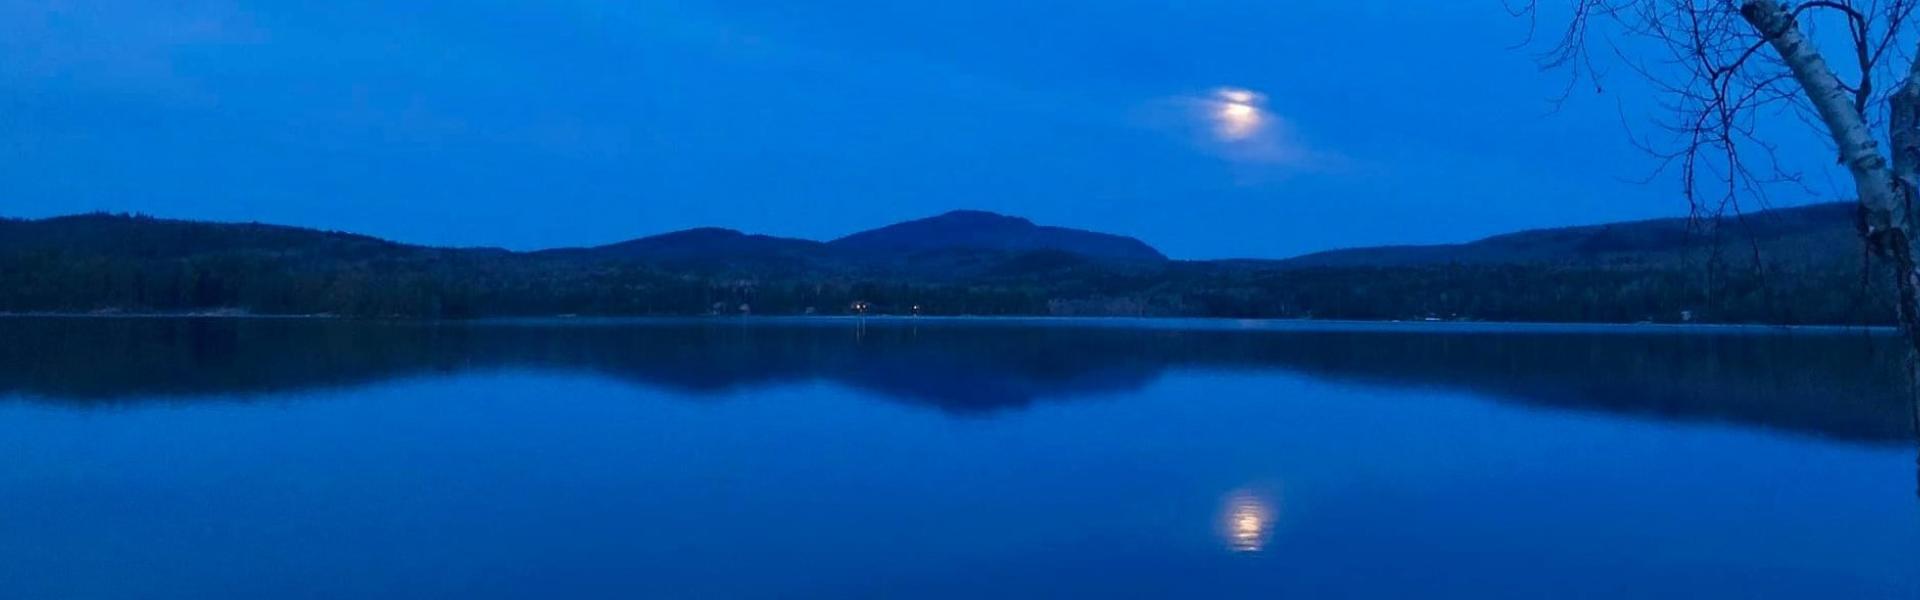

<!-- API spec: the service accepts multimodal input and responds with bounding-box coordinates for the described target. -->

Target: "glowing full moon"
[1211,87,1265,141]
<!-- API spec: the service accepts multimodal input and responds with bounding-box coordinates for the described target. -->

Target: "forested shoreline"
[0,206,1895,324]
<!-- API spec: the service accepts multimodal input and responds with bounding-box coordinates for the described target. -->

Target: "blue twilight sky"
[0,1,1841,259]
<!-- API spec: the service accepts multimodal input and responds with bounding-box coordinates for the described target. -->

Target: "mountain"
[1277,203,1858,269]
[0,203,1892,324]
[535,210,1166,270]
[561,227,828,259]
[1173,201,1881,324]
[828,210,1167,262]
[538,227,836,270]
[0,212,437,259]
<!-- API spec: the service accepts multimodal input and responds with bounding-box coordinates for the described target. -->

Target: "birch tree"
[1517,1,1920,349]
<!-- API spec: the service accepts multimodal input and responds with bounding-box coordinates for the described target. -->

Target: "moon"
[1211,87,1265,141]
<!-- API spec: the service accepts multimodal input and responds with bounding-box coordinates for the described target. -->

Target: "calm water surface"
[2,317,1917,598]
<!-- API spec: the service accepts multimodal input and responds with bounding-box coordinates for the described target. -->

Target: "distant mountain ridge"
[1277,203,1857,268]
[827,210,1167,262]
[543,209,1165,265]
[0,202,1888,324]
[536,227,837,271]
[572,227,827,258]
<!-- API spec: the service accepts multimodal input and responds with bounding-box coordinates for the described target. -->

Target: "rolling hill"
[1277,202,1857,269]
[0,203,1891,324]
[828,210,1167,262]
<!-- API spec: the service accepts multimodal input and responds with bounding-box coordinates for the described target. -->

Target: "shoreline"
[0,311,1896,334]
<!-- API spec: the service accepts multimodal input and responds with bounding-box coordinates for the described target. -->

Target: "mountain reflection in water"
[0,317,1909,445]
[4,317,1919,599]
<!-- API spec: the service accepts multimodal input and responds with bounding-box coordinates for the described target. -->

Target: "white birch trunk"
[1740,0,1906,234]
[1738,0,1920,497]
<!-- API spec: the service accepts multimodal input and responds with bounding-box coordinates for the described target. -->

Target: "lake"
[2,317,1917,598]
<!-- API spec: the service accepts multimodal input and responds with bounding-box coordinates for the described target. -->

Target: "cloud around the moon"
[1140,87,1349,173]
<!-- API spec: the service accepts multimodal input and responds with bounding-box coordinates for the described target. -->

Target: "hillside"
[536,227,840,272]
[829,210,1167,262]
[0,213,443,259]
[1277,203,1859,269]
[0,204,1895,324]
